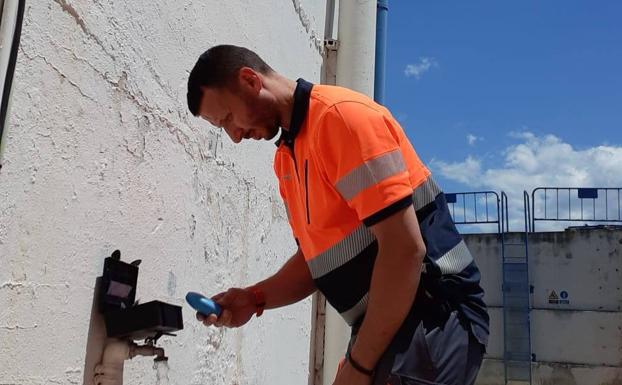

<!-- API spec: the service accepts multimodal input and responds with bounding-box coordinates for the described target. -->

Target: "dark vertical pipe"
[374,0,388,104]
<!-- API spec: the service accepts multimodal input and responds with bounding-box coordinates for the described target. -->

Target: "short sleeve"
[313,102,415,225]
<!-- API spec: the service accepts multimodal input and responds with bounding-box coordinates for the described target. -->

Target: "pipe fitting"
[93,338,167,385]
[94,338,131,385]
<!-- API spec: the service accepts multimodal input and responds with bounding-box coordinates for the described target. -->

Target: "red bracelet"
[250,287,266,317]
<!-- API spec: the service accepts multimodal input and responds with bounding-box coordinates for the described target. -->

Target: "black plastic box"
[99,251,183,341]
[104,300,183,340]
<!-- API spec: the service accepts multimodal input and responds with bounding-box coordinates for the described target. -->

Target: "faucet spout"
[130,342,168,361]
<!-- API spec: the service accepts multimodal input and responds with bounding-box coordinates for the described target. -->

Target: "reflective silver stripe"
[435,240,474,275]
[341,293,369,326]
[307,224,376,279]
[412,176,443,211]
[335,150,407,201]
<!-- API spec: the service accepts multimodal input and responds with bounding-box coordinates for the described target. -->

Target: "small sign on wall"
[548,290,570,305]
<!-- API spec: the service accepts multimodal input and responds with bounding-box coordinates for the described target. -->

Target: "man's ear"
[238,67,262,94]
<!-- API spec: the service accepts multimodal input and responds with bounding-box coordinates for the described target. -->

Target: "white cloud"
[432,132,622,231]
[467,134,483,146]
[435,132,622,190]
[432,156,482,185]
[404,57,438,79]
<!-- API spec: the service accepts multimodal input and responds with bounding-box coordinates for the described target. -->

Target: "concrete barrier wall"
[464,227,622,384]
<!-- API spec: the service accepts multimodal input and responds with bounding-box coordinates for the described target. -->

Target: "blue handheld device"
[185,291,222,317]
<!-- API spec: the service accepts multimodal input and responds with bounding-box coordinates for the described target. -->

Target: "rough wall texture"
[0,1,325,384]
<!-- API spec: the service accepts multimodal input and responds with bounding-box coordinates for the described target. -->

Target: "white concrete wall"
[0,1,326,384]
[465,228,622,385]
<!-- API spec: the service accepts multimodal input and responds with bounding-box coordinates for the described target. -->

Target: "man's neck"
[264,74,297,131]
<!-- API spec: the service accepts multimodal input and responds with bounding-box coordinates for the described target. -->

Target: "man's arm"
[251,247,317,309]
[201,247,317,328]
[348,204,426,370]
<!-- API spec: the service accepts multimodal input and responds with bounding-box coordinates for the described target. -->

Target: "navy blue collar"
[276,78,313,147]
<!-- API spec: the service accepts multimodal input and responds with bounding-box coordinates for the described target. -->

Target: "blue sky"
[384,1,622,198]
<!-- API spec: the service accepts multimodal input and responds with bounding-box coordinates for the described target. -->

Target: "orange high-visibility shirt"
[274,79,488,345]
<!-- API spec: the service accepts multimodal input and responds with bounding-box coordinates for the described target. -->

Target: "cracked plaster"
[0,1,326,384]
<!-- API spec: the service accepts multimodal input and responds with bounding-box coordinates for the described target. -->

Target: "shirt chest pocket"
[279,151,355,231]
[280,157,319,228]
[278,153,308,230]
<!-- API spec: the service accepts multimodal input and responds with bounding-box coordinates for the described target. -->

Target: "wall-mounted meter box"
[99,250,183,340]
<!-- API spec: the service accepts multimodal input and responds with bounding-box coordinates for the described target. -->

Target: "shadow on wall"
[83,277,107,385]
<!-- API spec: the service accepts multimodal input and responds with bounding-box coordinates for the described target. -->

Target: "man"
[186,45,489,385]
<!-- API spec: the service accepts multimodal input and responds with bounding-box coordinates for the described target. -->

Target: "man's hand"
[332,361,373,385]
[196,287,256,328]
[195,247,316,329]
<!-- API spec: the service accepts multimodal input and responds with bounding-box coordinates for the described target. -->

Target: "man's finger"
[214,309,232,327]
[201,313,218,327]
[207,313,218,325]
[215,309,233,327]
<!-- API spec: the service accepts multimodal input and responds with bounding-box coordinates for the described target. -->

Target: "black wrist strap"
[346,351,374,377]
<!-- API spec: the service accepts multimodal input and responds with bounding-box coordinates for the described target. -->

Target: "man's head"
[187,45,282,143]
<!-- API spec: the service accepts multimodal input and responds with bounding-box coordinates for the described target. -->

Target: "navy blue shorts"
[348,297,485,385]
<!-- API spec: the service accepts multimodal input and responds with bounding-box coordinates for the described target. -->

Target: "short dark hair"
[186,45,274,116]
